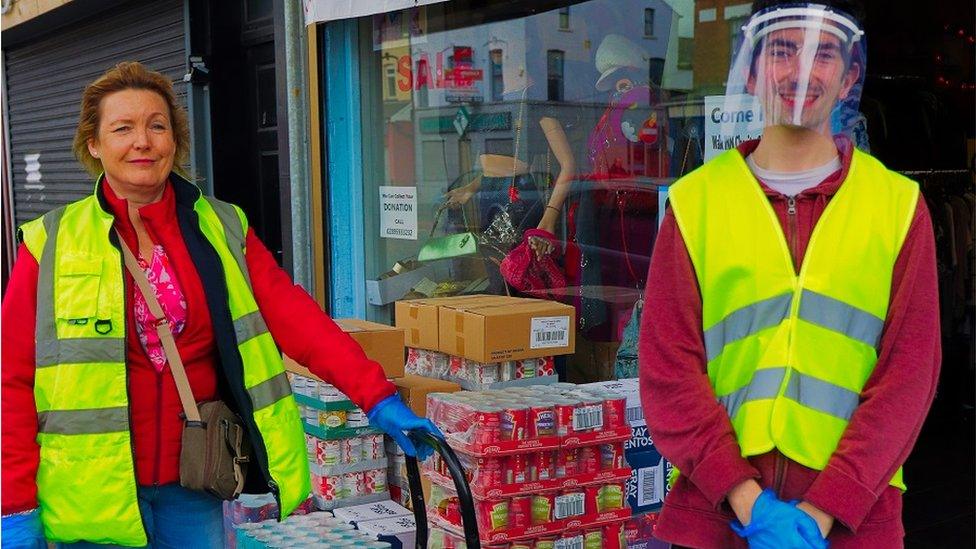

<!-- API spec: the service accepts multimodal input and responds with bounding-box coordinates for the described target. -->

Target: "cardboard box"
[391,374,462,417]
[356,514,417,549]
[567,338,622,384]
[395,295,513,350]
[332,500,412,525]
[438,298,576,362]
[284,318,405,379]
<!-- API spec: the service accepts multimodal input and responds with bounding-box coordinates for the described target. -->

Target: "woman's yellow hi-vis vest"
[669,148,918,490]
[19,177,310,546]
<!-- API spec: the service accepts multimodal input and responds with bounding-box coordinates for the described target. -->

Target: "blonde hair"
[72,61,190,176]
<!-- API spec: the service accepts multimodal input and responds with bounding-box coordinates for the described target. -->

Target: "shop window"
[559,7,570,30]
[644,8,655,37]
[547,50,564,102]
[490,49,504,101]
[649,57,665,86]
[385,65,398,97]
[415,59,429,107]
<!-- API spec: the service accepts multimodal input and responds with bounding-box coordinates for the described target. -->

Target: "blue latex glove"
[367,395,444,461]
[1,509,46,549]
[730,489,829,549]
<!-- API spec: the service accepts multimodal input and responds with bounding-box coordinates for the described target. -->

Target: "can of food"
[364,468,387,494]
[531,493,556,525]
[555,447,578,478]
[318,439,342,467]
[479,457,505,489]
[603,522,625,549]
[501,406,529,441]
[475,500,509,531]
[319,410,347,430]
[515,359,537,379]
[577,445,599,475]
[532,451,555,481]
[583,529,603,549]
[341,437,362,465]
[509,496,532,528]
[506,453,528,485]
[362,433,385,461]
[603,394,627,429]
[499,361,516,381]
[537,356,556,377]
[600,442,624,471]
[599,482,625,512]
[342,471,365,498]
[534,537,557,549]
[584,485,601,516]
[473,405,502,444]
[291,375,307,396]
[315,474,339,500]
[553,399,577,437]
[346,408,368,428]
[476,362,500,384]
[527,404,556,438]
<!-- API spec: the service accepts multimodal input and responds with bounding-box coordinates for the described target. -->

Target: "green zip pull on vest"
[19,176,310,546]
[669,148,918,490]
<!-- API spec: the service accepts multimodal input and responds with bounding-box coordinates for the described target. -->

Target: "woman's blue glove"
[1,509,47,549]
[730,489,829,549]
[367,395,444,461]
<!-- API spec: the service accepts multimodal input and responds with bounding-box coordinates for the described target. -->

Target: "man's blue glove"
[730,489,829,549]
[367,395,444,461]
[1,509,46,549]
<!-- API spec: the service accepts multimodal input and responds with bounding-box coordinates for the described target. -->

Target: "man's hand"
[728,479,763,526]
[797,501,834,538]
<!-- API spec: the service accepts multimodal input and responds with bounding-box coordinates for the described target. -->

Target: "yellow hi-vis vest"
[19,175,310,546]
[668,148,918,490]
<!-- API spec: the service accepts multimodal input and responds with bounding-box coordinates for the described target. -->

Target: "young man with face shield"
[638,2,940,548]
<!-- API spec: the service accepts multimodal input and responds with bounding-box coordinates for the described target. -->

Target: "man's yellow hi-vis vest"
[19,175,310,546]
[669,148,918,490]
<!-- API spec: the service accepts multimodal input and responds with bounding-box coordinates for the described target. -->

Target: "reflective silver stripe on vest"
[34,209,64,363]
[37,406,129,435]
[784,371,860,420]
[234,310,269,344]
[36,338,126,368]
[248,371,293,411]
[798,290,884,349]
[205,198,251,287]
[704,293,793,362]
[717,367,788,419]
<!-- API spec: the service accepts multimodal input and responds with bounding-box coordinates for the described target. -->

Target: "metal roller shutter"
[4,0,186,227]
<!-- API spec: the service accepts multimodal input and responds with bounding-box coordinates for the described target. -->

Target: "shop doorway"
[203,0,284,264]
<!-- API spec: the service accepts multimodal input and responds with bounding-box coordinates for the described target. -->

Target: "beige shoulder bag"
[117,232,251,500]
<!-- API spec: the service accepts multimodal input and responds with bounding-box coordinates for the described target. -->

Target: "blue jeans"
[57,484,223,549]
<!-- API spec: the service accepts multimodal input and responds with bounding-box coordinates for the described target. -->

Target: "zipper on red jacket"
[787,196,798,271]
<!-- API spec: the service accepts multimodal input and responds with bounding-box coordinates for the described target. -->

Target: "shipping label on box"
[333,500,412,525]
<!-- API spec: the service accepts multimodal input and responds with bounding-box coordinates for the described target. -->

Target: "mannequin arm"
[534,117,576,254]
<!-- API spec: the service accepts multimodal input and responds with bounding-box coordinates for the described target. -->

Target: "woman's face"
[87,89,176,195]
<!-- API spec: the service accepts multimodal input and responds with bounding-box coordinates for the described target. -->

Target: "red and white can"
[479,457,505,489]
[317,439,341,467]
[506,454,528,485]
[364,468,387,494]
[527,404,556,438]
[556,447,578,478]
[532,451,555,481]
[342,471,365,498]
[537,356,556,377]
[584,485,601,516]
[341,437,363,465]
[315,474,339,500]
[553,399,577,437]
[473,406,502,444]
[599,442,624,471]
[603,522,625,549]
[577,445,600,475]
[531,493,556,525]
[362,434,385,461]
[603,395,627,429]
[475,500,509,531]
[509,496,532,528]
[501,406,529,441]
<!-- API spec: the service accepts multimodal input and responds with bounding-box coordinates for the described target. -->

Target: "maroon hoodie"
[639,138,941,548]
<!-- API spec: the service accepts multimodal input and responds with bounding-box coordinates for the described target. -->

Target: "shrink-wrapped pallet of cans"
[233,511,393,548]
[405,348,557,390]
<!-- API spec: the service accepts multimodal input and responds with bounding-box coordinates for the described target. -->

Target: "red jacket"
[639,139,941,549]
[1,180,397,514]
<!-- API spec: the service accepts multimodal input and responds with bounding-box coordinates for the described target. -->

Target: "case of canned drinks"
[425,480,629,546]
[406,349,558,390]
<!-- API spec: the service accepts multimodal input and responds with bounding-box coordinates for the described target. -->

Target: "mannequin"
[529,116,576,258]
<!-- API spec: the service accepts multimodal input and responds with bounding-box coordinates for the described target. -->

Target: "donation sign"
[704,94,765,161]
[379,186,418,240]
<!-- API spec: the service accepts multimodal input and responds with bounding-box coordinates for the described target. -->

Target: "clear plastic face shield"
[724,4,866,138]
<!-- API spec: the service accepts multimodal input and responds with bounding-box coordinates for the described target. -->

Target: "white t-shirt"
[746,155,842,197]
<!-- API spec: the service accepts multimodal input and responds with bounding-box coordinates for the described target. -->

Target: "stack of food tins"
[289,372,391,510]
[422,383,633,547]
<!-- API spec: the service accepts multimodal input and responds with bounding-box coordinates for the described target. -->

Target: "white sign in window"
[379,186,418,240]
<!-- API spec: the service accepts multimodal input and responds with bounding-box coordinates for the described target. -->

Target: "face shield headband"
[722,4,867,140]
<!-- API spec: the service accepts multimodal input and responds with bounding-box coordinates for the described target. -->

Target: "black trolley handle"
[405,431,481,549]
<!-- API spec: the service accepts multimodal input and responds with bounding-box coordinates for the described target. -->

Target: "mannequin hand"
[730,489,828,549]
[367,395,444,460]
[1,509,46,549]
[444,185,475,208]
[528,235,555,260]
